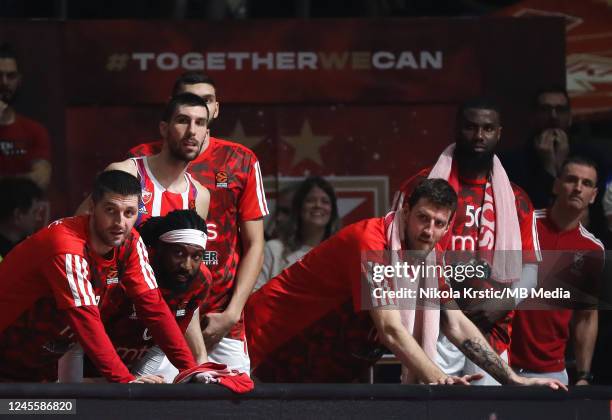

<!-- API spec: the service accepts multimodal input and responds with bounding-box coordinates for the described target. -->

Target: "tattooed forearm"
[461,337,514,384]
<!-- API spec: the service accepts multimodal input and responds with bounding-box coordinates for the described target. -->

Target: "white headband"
[159,229,207,249]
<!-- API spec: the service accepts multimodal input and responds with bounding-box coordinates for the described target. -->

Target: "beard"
[97,231,126,248]
[455,144,494,173]
[92,220,128,249]
[168,138,203,163]
[0,88,17,105]
[155,262,196,293]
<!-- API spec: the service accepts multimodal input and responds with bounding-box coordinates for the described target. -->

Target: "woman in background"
[254,176,339,291]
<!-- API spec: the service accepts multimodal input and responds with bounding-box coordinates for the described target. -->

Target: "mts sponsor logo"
[107,50,443,72]
[117,346,151,363]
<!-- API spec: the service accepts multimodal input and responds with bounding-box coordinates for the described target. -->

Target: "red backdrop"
[497,0,612,120]
[3,18,566,221]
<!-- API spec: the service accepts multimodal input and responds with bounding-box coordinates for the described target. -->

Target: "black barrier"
[0,384,611,419]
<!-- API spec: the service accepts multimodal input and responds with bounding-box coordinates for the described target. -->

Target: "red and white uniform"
[98,264,211,371]
[132,156,198,226]
[0,215,195,382]
[393,167,539,354]
[129,138,268,341]
[0,114,51,177]
[510,209,604,373]
[246,216,449,382]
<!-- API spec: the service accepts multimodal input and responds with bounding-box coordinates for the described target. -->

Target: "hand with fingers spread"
[515,376,568,391]
[429,373,484,385]
[129,374,165,384]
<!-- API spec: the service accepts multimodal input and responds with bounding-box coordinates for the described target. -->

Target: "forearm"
[370,309,446,383]
[225,238,264,319]
[385,326,446,383]
[28,160,52,190]
[573,310,598,373]
[442,309,519,385]
[185,309,208,364]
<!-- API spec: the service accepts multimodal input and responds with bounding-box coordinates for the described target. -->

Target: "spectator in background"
[0,176,47,260]
[511,156,604,385]
[504,87,611,245]
[0,43,52,190]
[504,87,572,209]
[255,176,339,291]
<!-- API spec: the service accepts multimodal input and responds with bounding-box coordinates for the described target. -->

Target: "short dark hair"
[0,177,43,221]
[559,155,599,180]
[456,97,501,122]
[138,209,207,247]
[92,170,142,203]
[407,178,457,215]
[0,42,18,64]
[534,86,570,107]
[162,92,210,123]
[171,71,217,96]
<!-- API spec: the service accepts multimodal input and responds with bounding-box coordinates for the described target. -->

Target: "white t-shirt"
[254,239,311,292]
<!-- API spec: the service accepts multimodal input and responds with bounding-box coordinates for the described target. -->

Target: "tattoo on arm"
[461,337,513,384]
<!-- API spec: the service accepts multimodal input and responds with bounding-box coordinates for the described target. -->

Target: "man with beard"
[78,93,211,225]
[247,179,564,390]
[0,43,52,189]
[511,157,604,385]
[0,171,198,382]
[58,210,211,382]
[129,72,268,375]
[391,98,540,385]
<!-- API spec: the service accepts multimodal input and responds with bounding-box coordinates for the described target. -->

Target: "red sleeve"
[352,219,388,310]
[238,151,269,220]
[513,185,541,264]
[126,141,161,158]
[133,289,196,371]
[46,254,98,310]
[65,306,134,383]
[121,234,159,299]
